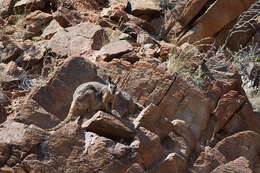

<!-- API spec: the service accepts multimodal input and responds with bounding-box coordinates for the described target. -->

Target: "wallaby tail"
[46,101,76,131]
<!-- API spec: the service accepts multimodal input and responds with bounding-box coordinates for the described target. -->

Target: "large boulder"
[211,157,254,173]
[190,131,260,173]
[128,0,161,16]
[97,40,134,62]
[178,0,256,46]
[47,23,106,56]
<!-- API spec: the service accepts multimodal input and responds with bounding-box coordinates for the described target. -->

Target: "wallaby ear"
[107,76,112,84]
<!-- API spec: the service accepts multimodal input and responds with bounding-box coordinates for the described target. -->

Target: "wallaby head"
[106,76,119,94]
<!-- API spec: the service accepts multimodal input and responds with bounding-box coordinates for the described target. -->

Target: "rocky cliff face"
[0,0,259,172]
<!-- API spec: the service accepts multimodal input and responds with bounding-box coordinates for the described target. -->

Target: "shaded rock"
[132,127,166,169]
[16,41,47,69]
[129,0,161,16]
[247,62,260,87]
[48,23,106,56]
[14,99,61,129]
[0,16,4,25]
[225,2,260,50]
[0,105,6,124]
[211,157,253,173]
[101,5,129,22]
[0,74,20,91]
[215,131,260,164]
[190,146,227,173]
[134,103,172,140]
[119,51,140,64]
[53,7,82,28]
[212,90,247,136]
[126,163,146,173]
[179,0,208,26]
[0,121,47,167]
[0,0,15,18]
[204,53,243,109]
[179,0,255,45]
[98,40,133,61]
[148,153,187,173]
[226,101,260,135]
[4,61,24,76]
[82,111,136,143]
[159,77,211,140]
[137,32,156,45]
[23,10,53,35]
[41,19,63,39]
[0,91,9,106]
[113,90,143,118]
[14,0,45,13]
[215,19,237,47]
[162,131,191,159]
[34,123,139,173]
[126,13,155,33]
[171,119,197,152]
[0,39,23,63]
[160,0,189,40]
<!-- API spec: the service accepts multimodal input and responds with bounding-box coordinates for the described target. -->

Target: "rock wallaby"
[47,78,117,131]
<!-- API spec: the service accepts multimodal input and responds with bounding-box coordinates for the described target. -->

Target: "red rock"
[14,0,45,13]
[160,0,189,40]
[162,132,191,159]
[0,121,47,167]
[101,5,129,22]
[213,90,246,135]
[190,146,227,173]
[81,111,136,142]
[0,39,23,63]
[132,127,166,169]
[53,7,82,27]
[179,0,208,26]
[225,2,260,50]
[48,23,106,56]
[129,0,161,16]
[38,123,138,172]
[159,77,211,140]
[112,90,143,118]
[126,163,146,173]
[23,10,52,35]
[41,19,63,39]
[134,103,172,140]
[211,157,253,173]
[171,119,197,152]
[148,153,187,173]
[215,131,260,163]
[179,0,255,45]
[98,40,133,61]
